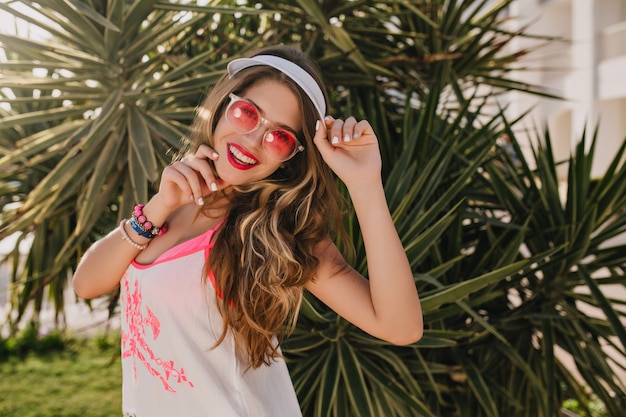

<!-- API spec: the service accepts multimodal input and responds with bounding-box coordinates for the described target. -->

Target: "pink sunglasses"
[225,93,305,161]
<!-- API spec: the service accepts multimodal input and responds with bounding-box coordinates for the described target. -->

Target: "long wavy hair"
[181,45,351,369]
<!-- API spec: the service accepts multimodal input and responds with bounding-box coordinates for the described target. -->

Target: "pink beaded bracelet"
[130,204,168,239]
[119,220,148,250]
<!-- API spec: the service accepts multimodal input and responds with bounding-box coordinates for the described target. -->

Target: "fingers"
[166,160,210,205]
[195,143,220,160]
[313,118,334,155]
[162,145,223,206]
[192,145,221,194]
[322,116,370,146]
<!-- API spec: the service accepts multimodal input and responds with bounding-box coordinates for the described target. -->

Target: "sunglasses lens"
[226,96,302,161]
[227,100,259,132]
[264,130,298,161]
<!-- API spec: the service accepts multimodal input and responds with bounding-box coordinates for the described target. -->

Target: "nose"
[241,124,267,150]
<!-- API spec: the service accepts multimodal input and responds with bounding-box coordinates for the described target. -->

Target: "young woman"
[73,45,422,417]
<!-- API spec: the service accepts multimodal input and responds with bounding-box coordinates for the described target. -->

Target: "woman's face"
[211,79,303,186]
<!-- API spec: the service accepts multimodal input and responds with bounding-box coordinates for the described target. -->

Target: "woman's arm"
[72,145,223,299]
[72,200,171,299]
[305,116,423,345]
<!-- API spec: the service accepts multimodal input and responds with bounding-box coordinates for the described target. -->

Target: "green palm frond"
[0,0,265,323]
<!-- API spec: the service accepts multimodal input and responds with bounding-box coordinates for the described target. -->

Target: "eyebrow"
[245,97,299,135]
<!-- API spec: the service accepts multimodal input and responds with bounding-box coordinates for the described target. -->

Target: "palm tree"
[1,0,624,416]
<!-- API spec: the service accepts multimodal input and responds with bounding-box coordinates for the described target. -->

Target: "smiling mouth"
[228,144,258,166]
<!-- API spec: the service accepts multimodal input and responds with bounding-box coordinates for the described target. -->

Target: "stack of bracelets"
[119,204,168,250]
[130,204,168,238]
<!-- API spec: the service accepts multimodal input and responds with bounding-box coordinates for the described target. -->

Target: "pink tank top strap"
[139,219,225,267]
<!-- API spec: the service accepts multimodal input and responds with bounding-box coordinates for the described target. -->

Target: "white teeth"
[229,145,256,165]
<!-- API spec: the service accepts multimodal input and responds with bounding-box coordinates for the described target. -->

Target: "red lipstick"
[226,142,259,170]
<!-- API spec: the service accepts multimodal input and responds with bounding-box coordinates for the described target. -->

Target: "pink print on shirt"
[122,275,194,392]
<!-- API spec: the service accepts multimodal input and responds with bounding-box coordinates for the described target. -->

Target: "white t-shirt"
[120,223,302,417]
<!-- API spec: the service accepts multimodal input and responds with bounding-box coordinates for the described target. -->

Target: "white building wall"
[508,0,626,179]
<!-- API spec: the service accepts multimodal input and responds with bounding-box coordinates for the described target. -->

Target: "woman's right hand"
[72,145,228,300]
[156,145,228,210]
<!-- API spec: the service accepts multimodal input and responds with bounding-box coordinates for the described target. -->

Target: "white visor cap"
[227,54,326,121]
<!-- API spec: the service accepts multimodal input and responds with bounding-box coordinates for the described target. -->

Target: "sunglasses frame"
[225,93,305,161]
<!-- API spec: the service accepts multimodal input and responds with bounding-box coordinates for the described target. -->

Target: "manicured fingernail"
[197,197,204,205]
[315,120,320,131]
[324,115,333,121]
[353,131,360,138]
[331,136,340,144]
[343,133,351,142]
[212,152,219,159]
[210,182,218,191]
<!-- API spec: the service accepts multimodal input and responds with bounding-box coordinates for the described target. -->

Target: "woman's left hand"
[313,116,382,190]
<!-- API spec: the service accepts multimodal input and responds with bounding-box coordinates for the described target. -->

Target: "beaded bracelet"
[130,204,168,239]
[119,220,148,250]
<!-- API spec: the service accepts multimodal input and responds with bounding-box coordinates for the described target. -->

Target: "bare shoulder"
[310,238,350,280]
[306,238,364,293]
[304,238,374,330]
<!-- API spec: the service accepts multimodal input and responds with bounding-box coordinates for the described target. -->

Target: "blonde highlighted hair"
[181,45,350,369]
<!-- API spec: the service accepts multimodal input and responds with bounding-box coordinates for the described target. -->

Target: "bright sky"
[0,1,58,42]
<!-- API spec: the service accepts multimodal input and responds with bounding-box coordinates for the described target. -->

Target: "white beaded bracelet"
[119,220,148,250]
